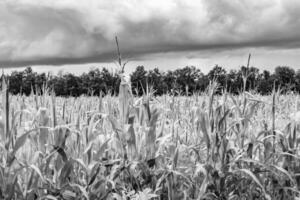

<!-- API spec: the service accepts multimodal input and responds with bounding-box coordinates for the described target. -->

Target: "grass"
[0,73,300,199]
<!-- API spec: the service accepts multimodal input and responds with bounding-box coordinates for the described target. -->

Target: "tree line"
[4,65,300,96]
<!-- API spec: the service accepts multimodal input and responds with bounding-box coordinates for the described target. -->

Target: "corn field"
[1,74,300,200]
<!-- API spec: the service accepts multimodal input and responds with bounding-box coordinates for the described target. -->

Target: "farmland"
[2,0,300,199]
[0,75,300,200]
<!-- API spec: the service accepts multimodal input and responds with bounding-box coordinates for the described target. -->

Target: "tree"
[274,66,295,91]
[101,68,120,95]
[9,71,24,95]
[173,66,203,95]
[3,64,298,96]
[295,70,300,93]
[245,66,260,91]
[162,70,176,94]
[130,66,147,95]
[35,73,47,94]
[64,73,82,96]
[227,70,240,94]
[22,67,36,95]
[207,65,227,92]
[49,75,67,96]
[257,70,274,95]
[147,68,164,95]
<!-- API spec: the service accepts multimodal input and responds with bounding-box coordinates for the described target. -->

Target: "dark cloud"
[1,0,300,67]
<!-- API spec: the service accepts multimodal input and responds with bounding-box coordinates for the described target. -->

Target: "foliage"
[3,65,300,96]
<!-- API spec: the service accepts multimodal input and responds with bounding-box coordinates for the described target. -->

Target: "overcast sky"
[1,0,300,74]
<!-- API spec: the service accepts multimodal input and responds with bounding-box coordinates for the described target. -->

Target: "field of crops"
[1,76,300,200]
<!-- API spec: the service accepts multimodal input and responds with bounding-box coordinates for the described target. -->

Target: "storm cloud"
[1,0,300,67]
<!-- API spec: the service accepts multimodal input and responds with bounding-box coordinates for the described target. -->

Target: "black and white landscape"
[0,1,300,199]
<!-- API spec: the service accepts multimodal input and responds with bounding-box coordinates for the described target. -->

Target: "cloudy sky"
[1,0,300,74]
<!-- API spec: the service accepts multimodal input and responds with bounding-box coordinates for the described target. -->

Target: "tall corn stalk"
[115,36,133,161]
[2,74,10,150]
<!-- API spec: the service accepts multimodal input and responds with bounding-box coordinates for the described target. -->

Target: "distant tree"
[245,66,260,91]
[173,66,203,95]
[194,70,209,93]
[35,73,47,94]
[9,71,24,95]
[64,73,82,96]
[79,68,120,96]
[147,68,164,95]
[162,71,176,94]
[130,66,147,95]
[274,66,295,91]
[101,68,120,95]
[207,65,227,92]
[3,64,298,96]
[80,72,91,95]
[227,70,240,94]
[257,70,274,95]
[22,67,36,95]
[49,75,67,96]
[86,68,102,95]
[263,70,271,80]
[295,70,300,93]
